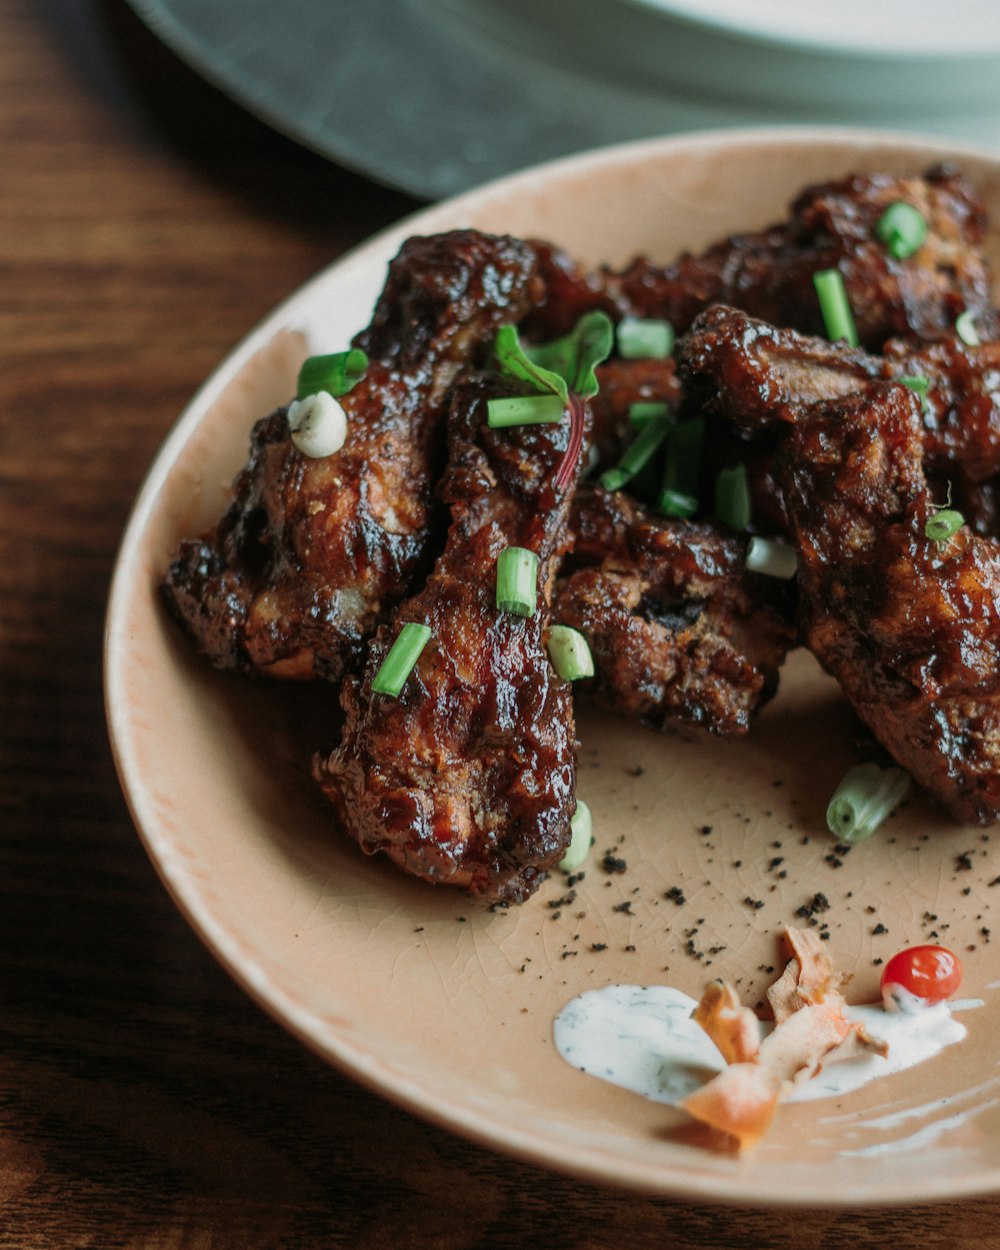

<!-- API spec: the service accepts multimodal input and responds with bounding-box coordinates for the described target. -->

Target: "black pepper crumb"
[548,891,577,909]
[699,825,713,836]
[601,851,628,874]
[591,942,608,952]
[744,896,765,911]
[664,886,687,906]
[957,851,974,871]
[872,922,888,935]
[612,901,633,915]
[624,944,636,952]
[560,951,577,960]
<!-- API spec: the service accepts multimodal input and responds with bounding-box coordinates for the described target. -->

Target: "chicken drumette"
[163,230,544,681]
[680,309,1000,824]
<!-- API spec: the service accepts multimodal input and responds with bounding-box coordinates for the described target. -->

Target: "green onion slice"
[875,201,928,260]
[547,625,594,681]
[487,394,566,428]
[297,349,368,400]
[617,317,675,360]
[656,417,703,518]
[496,547,538,617]
[956,310,981,347]
[925,508,965,543]
[714,463,752,531]
[629,401,670,428]
[370,622,432,697]
[813,269,860,348]
[826,763,910,843]
[599,415,671,492]
[898,374,930,412]
[558,799,593,873]
[745,536,798,579]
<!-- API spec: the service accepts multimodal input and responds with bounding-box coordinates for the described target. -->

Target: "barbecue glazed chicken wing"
[314,374,591,903]
[681,309,1000,824]
[607,167,998,350]
[555,487,796,735]
[163,231,544,681]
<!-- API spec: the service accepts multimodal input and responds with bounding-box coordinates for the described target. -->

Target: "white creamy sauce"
[554,983,978,1108]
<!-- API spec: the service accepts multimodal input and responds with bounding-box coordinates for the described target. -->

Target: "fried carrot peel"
[680,927,888,1150]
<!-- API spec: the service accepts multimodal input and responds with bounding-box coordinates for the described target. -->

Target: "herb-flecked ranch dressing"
[553,984,979,1107]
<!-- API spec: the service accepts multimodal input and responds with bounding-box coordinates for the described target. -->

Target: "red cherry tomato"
[880,945,963,1007]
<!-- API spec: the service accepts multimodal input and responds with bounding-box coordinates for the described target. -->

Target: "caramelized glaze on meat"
[609,167,998,350]
[681,304,1000,535]
[555,488,796,735]
[681,316,1000,824]
[162,230,544,680]
[313,374,590,901]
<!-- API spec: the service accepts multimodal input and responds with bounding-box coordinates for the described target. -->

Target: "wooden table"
[4,1,999,1244]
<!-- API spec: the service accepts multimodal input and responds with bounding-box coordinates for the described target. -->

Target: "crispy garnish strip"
[691,981,762,1065]
[680,927,888,1151]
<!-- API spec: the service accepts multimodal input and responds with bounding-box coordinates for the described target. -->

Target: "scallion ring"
[629,401,669,428]
[287,392,348,459]
[617,317,675,360]
[558,799,593,873]
[656,417,703,519]
[826,763,910,843]
[547,625,594,681]
[496,547,538,617]
[370,622,432,697]
[925,508,965,544]
[898,374,930,412]
[296,349,368,400]
[874,202,927,260]
[487,394,566,428]
[599,415,671,493]
[745,536,798,579]
[714,463,752,531]
[813,269,859,348]
[956,310,981,347]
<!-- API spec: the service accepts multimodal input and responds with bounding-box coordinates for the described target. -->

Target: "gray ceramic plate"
[126,0,1000,200]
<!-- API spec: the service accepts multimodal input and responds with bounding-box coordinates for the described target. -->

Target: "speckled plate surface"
[106,128,1000,1206]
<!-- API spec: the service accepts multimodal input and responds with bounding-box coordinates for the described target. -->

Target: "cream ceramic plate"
[106,128,1000,1206]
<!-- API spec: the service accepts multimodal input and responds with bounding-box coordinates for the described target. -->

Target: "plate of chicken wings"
[106,127,1000,1204]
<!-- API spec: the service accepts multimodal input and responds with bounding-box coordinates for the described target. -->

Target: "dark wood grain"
[3,0,1000,1244]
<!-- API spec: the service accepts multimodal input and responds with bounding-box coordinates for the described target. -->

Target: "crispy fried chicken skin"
[681,312,1000,824]
[313,374,590,902]
[162,230,544,681]
[607,167,998,350]
[555,488,796,735]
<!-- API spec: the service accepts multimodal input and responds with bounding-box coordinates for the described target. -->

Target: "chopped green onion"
[599,415,671,492]
[487,394,566,428]
[617,317,675,360]
[898,374,930,412]
[496,547,538,617]
[370,622,431,697]
[296,349,368,400]
[714,464,751,530]
[547,625,594,681]
[629,401,669,428]
[558,799,593,873]
[656,417,703,518]
[925,508,965,543]
[875,201,928,260]
[745,536,798,579]
[813,269,859,348]
[956,310,981,347]
[656,490,699,519]
[826,763,910,843]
